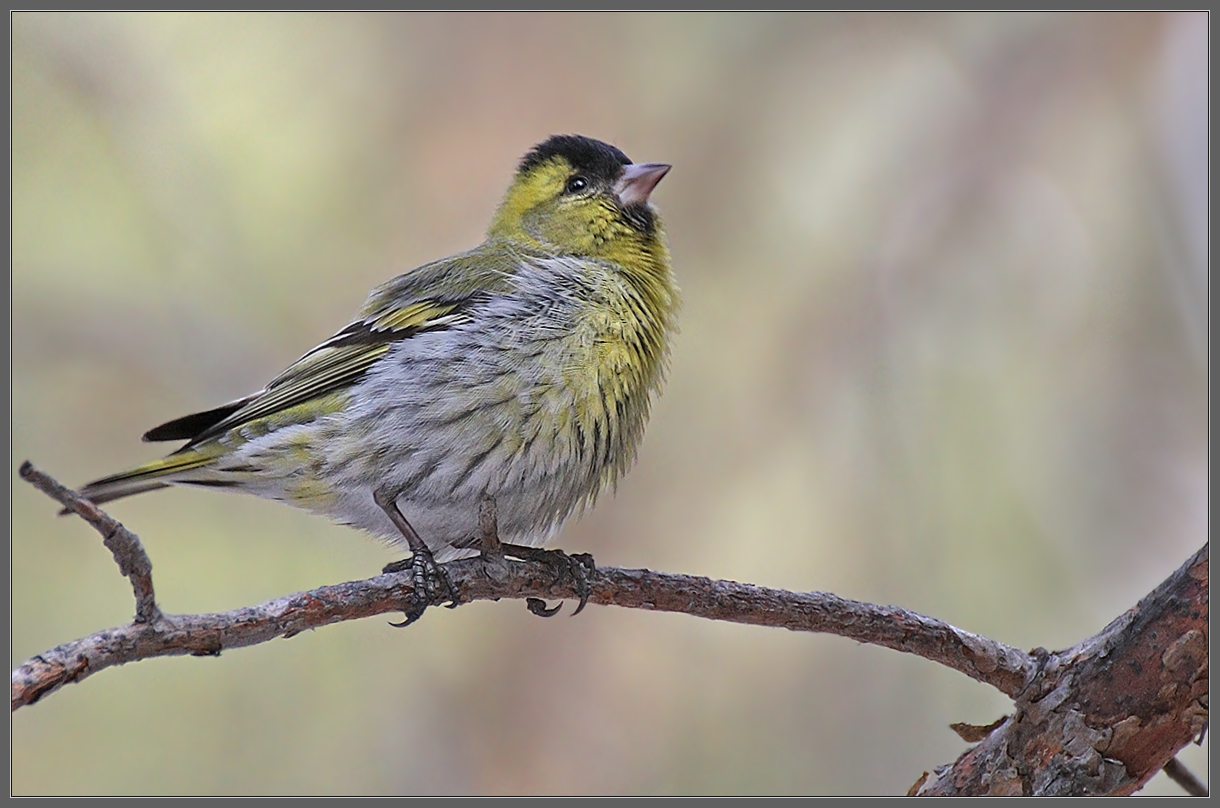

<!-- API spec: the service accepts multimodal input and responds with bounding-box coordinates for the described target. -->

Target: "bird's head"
[489,135,670,266]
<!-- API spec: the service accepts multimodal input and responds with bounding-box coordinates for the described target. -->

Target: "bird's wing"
[145,244,526,449]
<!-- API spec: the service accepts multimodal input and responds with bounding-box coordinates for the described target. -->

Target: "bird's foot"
[382,545,460,628]
[500,544,597,617]
[375,489,461,626]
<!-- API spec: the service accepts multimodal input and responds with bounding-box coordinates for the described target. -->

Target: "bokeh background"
[11,12,1207,796]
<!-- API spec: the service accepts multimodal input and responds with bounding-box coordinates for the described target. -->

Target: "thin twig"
[18,462,160,623]
[13,465,1037,710]
[591,568,1037,697]
[9,559,1039,711]
[1163,756,1209,797]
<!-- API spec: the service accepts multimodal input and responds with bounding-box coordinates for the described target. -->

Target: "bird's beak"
[614,162,671,208]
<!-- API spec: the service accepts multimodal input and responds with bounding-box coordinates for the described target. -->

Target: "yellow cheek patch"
[488,160,572,239]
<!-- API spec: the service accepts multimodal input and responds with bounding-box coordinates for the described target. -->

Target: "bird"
[74,134,679,607]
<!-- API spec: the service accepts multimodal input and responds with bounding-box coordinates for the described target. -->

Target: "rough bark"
[912,544,1208,796]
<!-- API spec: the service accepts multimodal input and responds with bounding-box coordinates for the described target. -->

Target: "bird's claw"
[382,547,460,627]
[500,545,596,617]
[566,552,596,615]
[526,597,563,617]
[387,601,427,629]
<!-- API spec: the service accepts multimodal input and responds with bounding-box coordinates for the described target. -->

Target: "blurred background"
[11,12,1207,796]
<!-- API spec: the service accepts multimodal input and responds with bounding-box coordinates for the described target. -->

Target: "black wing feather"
[142,398,254,443]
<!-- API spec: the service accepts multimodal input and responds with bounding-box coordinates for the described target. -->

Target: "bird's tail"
[72,449,223,509]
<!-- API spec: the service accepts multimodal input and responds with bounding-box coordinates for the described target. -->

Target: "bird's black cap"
[519,135,632,181]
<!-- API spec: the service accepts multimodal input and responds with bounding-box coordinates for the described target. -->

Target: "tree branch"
[912,543,1208,796]
[13,463,1035,707]
[13,464,1207,795]
[18,461,159,623]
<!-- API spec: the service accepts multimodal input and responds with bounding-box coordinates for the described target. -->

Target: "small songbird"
[76,134,679,587]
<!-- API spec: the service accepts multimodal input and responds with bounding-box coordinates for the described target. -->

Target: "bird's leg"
[474,496,593,616]
[499,542,597,617]
[375,489,459,626]
[477,496,561,615]
[477,495,502,556]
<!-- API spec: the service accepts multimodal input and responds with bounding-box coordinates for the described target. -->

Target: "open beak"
[614,162,671,208]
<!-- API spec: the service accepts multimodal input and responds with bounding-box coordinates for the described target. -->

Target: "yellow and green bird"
[77,134,679,574]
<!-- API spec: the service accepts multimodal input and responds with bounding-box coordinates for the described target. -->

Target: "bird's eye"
[564,176,589,195]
